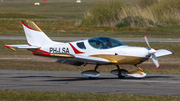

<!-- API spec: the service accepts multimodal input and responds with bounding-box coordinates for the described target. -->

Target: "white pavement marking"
[120,80,180,84]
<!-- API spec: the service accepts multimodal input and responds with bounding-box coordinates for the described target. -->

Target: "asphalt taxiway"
[0,70,180,96]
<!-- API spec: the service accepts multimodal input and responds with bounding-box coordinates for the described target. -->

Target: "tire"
[118,71,125,79]
[118,69,128,79]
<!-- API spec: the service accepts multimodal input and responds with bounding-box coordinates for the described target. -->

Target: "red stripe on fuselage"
[69,43,84,54]
[33,49,50,56]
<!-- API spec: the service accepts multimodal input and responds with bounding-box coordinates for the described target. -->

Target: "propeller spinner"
[144,34,160,69]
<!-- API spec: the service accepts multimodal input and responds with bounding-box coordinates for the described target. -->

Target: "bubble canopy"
[88,37,127,49]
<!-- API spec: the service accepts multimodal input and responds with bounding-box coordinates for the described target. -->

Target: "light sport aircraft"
[5,20,174,79]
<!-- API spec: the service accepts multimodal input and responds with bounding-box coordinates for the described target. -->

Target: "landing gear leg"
[94,64,99,71]
[135,65,144,72]
[116,65,125,79]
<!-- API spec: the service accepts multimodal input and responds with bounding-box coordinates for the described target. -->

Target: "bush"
[81,0,124,26]
[150,0,180,24]
[137,0,158,8]
[81,0,180,28]
[115,16,154,27]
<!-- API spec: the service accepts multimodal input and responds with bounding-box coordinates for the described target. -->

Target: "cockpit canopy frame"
[88,37,127,49]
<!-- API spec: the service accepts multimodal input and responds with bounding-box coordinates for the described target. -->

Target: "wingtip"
[4,45,16,51]
[143,34,146,37]
[167,49,174,54]
[5,45,10,48]
[157,66,160,69]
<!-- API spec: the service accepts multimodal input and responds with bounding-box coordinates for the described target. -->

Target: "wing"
[73,54,111,64]
[151,49,174,58]
[55,54,111,65]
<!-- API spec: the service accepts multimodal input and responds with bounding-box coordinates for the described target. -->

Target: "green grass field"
[0,0,180,39]
[1,20,180,39]
[0,0,127,20]
[1,90,180,101]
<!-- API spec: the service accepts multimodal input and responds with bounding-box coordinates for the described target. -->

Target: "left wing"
[73,54,111,64]
[55,54,111,65]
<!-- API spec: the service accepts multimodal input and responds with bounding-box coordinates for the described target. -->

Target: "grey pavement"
[0,70,180,96]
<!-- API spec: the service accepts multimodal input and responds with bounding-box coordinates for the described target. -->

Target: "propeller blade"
[151,54,160,69]
[144,34,160,69]
[143,34,151,49]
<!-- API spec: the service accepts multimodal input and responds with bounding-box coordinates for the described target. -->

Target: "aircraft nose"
[148,48,156,54]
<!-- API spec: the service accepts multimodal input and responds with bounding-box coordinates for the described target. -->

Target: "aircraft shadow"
[46,77,119,82]
[11,75,174,82]
[44,75,173,82]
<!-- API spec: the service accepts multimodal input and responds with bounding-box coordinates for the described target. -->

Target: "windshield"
[88,37,127,49]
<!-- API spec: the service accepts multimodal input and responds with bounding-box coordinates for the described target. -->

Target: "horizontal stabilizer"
[5,44,38,51]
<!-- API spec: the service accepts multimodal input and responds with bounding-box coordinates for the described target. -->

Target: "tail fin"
[22,20,54,47]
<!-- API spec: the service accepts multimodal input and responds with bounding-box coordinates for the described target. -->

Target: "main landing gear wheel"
[118,71,125,79]
[116,65,128,79]
[118,69,128,79]
[81,65,100,79]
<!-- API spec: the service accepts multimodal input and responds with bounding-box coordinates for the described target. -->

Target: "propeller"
[143,34,160,69]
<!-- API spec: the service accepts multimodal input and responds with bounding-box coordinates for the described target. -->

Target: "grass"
[82,0,180,27]
[0,90,180,101]
[0,0,115,20]
[1,20,180,39]
[0,12,42,18]
[81,0,124,26]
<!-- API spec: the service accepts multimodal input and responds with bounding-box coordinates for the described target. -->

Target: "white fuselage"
[40,40,150,65]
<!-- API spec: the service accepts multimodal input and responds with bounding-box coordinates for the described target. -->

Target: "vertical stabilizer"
[22,20,53,47]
